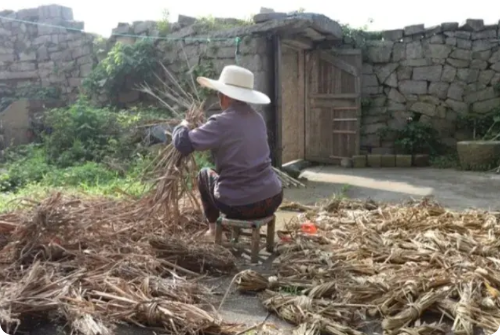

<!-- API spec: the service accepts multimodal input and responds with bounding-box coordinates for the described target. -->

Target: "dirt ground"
[23,166,500,334]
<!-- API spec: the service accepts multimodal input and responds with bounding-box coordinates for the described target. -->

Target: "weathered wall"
[281,44,305,164]
[0,5,95,102]
[360,20,500,152]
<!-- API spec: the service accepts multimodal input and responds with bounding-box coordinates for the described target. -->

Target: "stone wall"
[360,19,500,152]
[106,19,272,113]
[0,5,95,103]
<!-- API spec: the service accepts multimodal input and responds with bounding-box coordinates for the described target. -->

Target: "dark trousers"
[197,168,283,223]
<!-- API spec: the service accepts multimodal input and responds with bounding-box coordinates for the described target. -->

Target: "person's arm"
[172,116,223,156]
[172,124,194,156]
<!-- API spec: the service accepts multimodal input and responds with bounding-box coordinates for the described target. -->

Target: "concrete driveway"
[283,166,500,211]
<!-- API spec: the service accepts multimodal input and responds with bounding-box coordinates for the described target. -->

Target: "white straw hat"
[196,65,271,105]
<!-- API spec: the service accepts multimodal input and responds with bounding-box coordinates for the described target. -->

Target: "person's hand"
[180,119,192,129]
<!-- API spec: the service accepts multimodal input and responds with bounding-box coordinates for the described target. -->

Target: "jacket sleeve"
[187,116,223,151]
[172,125,195,156]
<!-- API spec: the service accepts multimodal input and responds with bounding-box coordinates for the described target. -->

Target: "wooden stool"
[215,215,276,264]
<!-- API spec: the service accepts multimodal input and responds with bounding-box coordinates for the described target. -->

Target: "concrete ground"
[23,166,500,334]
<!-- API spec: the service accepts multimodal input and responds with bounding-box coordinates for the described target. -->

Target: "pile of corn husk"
[0,62,232,334]
[236,197,500,335]
[0,192,241,334]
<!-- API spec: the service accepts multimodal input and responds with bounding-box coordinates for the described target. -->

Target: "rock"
[429,82,450,99]
[382,29,403,41]
[466,83,487,95]
[470,59,488,70]
[441,65,457,82]
[464,87,496,104]
[472,98,500,113]
[425,25,442,36]
[446,58,470,68]
[491,62,500,72]
[50,50,72,62]
[112,23,131,35]
[363,123,386,135]
[430,35,445,44]
[472,29,497,40]
[80,63,93,76]
[17,8,39,19]
[450,49,471,60]
[413,65,442,81]
[388,88,406,103]
[478,70,495,85]
[410,101,436,116]
[457,68,479,83]
[77,55,93,65]
[456,38,472,49]
[490,50,500,64]
[259,7,275,13]
[352,155,367,168]
[68,78,82,87]
[386,73,398,87]
[405,94,419,102]
[447,82,465,101]
[253,12,286,23]
[0,70,38,80]
[427,44,452,58]
[473,50,491,61]
[362,74,378,87]
[441,22,459,31]
[472,40,493,52]
[362,64,373,74]
[71,45,91,59]
[406,41,423,59]
[366,41,394,63]
[402,58,432,67]
[435,105,447,118]
[0,54,15,62]
[392,43,406,62]
[371,95,387,107]
[397,67,412,80]
[491,73,500,85]
[33,35,52,45]
[455,31,472,39]
[460,19,484,32]
[399,80,427,95]
[363,87,383,95]
[133,21,155,34]
[445,37,457,46]
[419,95,441,105]
[445,99,468,113]
[387,101,406,111]
[374,63,399,83]
[178,15,197,27]
[404,24,425,36]
[10,62,36,71]
[19,52,36,61]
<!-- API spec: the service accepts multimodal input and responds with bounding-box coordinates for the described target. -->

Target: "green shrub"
[43,99,125,167]
[0,146,51,191]
[42,162,119,187]
[82,40,158,101]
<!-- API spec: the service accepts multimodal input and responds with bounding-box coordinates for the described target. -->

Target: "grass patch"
[0,100,214,213]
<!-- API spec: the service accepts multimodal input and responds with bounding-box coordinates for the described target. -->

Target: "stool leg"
[266,217,276,253]
[215,223,223,245]
[251,228,260,264]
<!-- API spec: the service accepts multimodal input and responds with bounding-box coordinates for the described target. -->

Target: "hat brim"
[196,77,271,105]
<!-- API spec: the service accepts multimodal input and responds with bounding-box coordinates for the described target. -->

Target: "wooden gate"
[305,49,362,164]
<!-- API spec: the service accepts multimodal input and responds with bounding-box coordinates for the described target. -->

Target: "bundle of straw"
[149,236,236,274]
[139,63,207,220]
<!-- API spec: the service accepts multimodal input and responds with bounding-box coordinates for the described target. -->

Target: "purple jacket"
[173,102,282,206]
